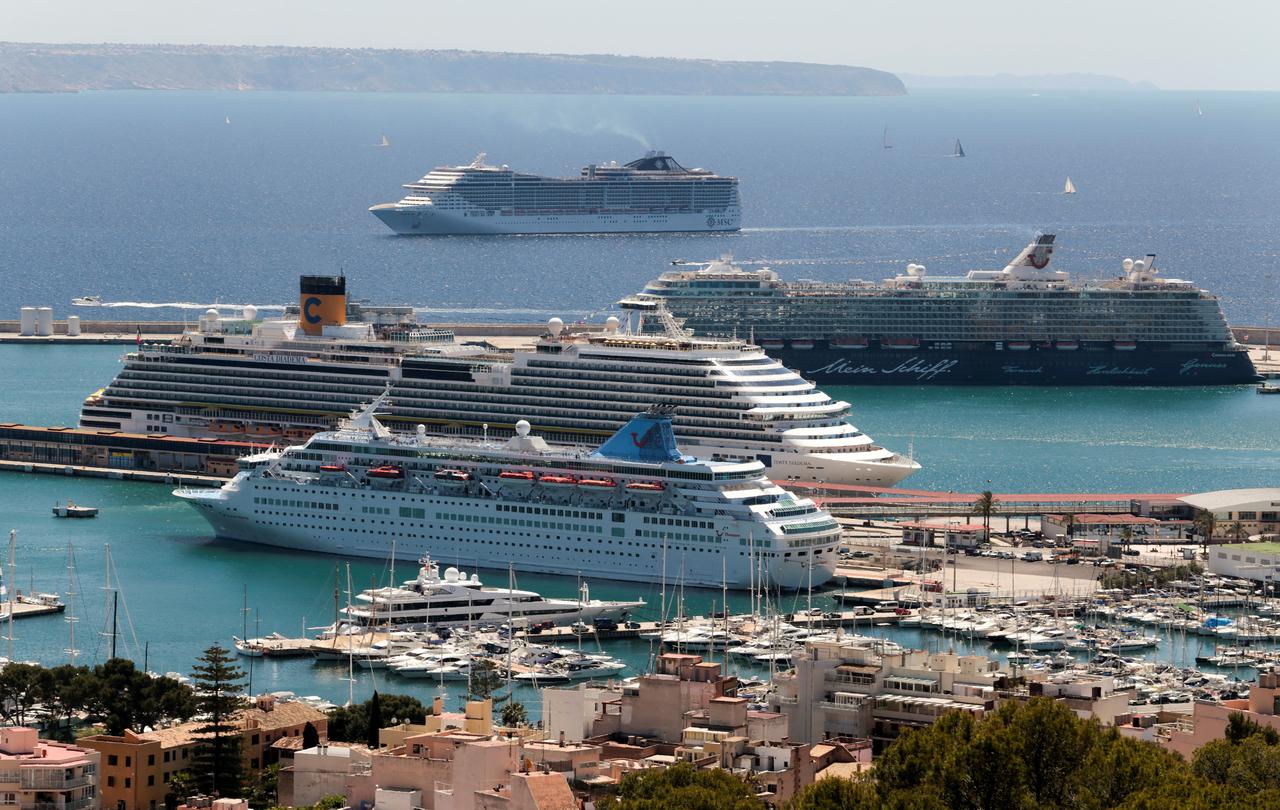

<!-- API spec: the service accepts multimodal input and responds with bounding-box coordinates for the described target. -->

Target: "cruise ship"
[369,152,740,235]
[623,236,1260,386]
[340,556,645,629]
[174,402,842,589]
[79,276,917,487]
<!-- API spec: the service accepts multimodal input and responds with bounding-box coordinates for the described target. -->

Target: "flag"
[136,325,142,347]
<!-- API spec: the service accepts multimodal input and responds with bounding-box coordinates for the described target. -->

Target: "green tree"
[1195,508,1218,551]
[500,700,528,728]
[0,663,45,726]
[326,694,427,743]
[783,776,886,810]
[302,721,321,750]
[973,491,997,544]
[468,658,506,702]
[246,763,280,808]
[1226,520,1249,542]
[367,691,383,748]
[190,644,247,797]
[599,761,763,810]
[166,770,197,809]
[1225,711,1280,745]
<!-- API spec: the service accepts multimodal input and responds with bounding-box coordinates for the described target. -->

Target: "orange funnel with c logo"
[299,276,347,335]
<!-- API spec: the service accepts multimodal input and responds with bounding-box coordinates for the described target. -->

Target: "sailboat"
[1063,177,1077,195]
[882,126,892,150]
[952,139,966,158]
[1196,100,1204,117]
[377,134,390,148]
[224,116,231,125]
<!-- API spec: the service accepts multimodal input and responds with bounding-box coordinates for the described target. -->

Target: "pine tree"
[190,644,247,797]
[367,691,383,749]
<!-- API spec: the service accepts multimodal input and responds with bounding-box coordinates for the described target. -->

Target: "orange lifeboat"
[539,475,576,485]
[367,466,404,479]
[434,469,471,482]
[319,464,346,473]
[626,481,665,492]
[499,470,535,481]
[579,478,616,488]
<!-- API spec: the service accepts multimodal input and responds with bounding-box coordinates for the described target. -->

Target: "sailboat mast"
[65,541,79,664]
[6,529,14,664]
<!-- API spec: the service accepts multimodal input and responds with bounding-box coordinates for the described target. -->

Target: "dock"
[2,600,67,621]
[0,459,225,488]
[238,631,391,659]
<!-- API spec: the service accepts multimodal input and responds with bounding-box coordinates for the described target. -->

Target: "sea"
[0,89,1278,712]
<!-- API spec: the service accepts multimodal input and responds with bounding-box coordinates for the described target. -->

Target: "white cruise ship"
[341,556,645,629]
[369,152,740,235]
[175,401,842,589]
[79,276,918,487]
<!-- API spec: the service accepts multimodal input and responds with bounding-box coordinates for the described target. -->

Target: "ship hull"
[370,204,740,235]
[775,346,1261,386]
[178,483,834,591]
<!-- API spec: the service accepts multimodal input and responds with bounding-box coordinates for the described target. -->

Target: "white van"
[874,600,900,612]
[1023,551,1044,562]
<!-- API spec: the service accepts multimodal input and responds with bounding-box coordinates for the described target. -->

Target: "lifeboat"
[881,338,920,350]
[1007,340,1032,351]
[830,336,869,350]
[790,339,815,350]
[319,464,346,473]
[367,466,404,479]
[539,475,577,485]
[758,338,785,350]
[435,469,471,482]
[1055,340,1080,351]
[626,481,665,492]
[579,478,616,488]
[1114,340,1137,351]
[499,470,535,481]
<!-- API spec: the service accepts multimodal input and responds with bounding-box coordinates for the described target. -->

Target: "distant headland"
[0,42,907,96]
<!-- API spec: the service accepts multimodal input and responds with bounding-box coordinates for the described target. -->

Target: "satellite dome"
[515,419,531,437]
[242,305,258,321]
[1133,259,1146,273]
[548,317,564,336]
[444,566,460,582]
[1122,258,1134,272]
[605,315,620,333]
[205,308,220,318]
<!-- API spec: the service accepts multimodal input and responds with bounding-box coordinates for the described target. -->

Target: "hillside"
[0,42,906,96]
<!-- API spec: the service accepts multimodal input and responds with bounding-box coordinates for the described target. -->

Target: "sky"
[4,0,1278,92]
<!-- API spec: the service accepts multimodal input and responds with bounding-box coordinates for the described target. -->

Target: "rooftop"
[1181,488,1280,512]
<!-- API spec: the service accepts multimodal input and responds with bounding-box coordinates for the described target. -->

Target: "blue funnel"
[592,405,687,464]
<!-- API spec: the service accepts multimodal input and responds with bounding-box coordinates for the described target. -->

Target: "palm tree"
[1120,526,1134,556]
[1227,520,1248,542]
[1194,508,1218,556]
[973,491,997,545]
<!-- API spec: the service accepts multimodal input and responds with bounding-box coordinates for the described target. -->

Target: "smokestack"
[298,276,347,336]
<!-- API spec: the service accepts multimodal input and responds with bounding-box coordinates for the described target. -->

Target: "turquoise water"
[0,344,1275,712]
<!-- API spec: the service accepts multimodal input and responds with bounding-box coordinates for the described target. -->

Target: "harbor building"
[1206,541,1280,582]
[0,727,100,810]
[1181,488,1280,540]
[899,521,986,549]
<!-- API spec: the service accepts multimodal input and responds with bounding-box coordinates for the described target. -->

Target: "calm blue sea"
[0,89,1278,711]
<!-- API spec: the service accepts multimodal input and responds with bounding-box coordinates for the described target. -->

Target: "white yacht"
[174,400,843,589]
[81,276,917,487]
[341,556,644,629]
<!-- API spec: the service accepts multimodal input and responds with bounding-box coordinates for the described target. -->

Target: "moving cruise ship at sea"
[79,276,917,487]
[369,152,740,235]
[623,235,1260,386]
[175,401,842,589]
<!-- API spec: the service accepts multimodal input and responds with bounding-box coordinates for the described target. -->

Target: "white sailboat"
[882,126,892,150]
[224,116,231,125]
[1063,176,1077,195]
[377,134,390,148]
[952,139,965,158]
[1196,100,1203,117]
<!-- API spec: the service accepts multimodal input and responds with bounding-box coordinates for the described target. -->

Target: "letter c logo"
[303,297,322,324]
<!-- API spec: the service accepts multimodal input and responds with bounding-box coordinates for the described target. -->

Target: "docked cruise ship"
[79,277,917,487]
[369,152,740,235]
[624,236,1259,385]
[175,402,842,589]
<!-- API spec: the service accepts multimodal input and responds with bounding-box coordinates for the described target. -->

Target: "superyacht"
[174,402,842,589]
[341,556,645,629]
[624,235,1259,385]
[369,151,740,235]
[79,276,917,487]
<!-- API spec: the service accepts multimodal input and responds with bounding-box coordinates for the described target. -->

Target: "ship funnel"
[298,276,347,336]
